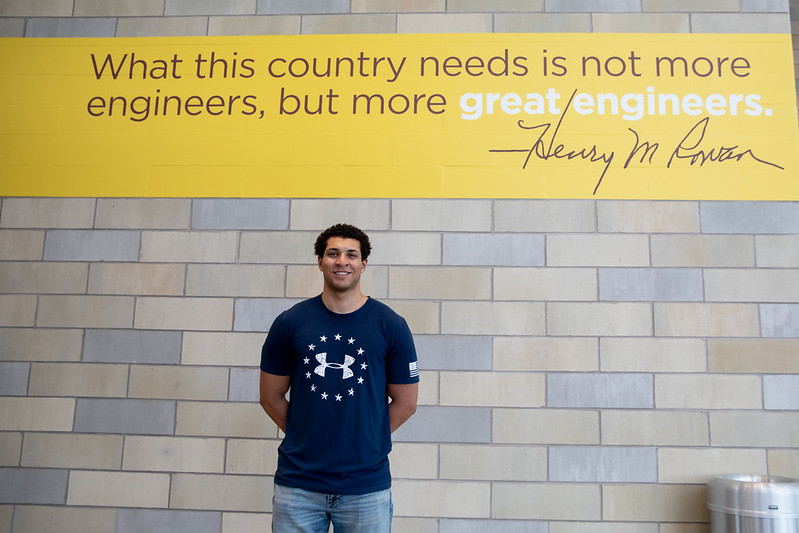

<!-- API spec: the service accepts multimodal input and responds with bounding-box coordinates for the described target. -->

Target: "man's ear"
[361,259,367,272]
[318,256,323,270]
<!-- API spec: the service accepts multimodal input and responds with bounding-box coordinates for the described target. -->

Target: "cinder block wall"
[2,3,799,533]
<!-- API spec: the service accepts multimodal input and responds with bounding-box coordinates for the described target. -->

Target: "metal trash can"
[708,474,799,532]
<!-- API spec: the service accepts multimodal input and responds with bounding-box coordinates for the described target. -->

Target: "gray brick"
[413,335,492,370]
[764,375,799,410]
[233,298,301,332]
[0,468,68,504]
[443,234,545,266]
[74,399,176,435]
[599,268,703,301]
[192,199,289,230]
[0,18,25,36]
[549,446,657,482]
[701,202,799,234]
[691,12,789,32]
[25,17,117,37]
[116,509,222,533]
[44,230,140,262]
[742,0,789,11]
[166,0,255,15]
[761,304,799,338]
[546,0,641,11]
[392,406,491,443]
[83,329,182,364]
[0,362,29,395]
[441,519,547,533]
[257,0,349,14]
[229,367,260,402]
[548,373,653,408]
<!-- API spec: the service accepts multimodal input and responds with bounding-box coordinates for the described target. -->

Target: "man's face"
[318,237,367,293]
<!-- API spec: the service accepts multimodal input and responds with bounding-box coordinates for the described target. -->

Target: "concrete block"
[257,0,349,14]
[756,235,799,267]
[597,201,700,233]
[644,0,738,11]
[129,365,229,400]
[593,13,690,31]
[547,0,640,11]
[494,337,598,371]
[392,480,490,518]
[74,398,176,435]
[166,0,255,15]
[494,200,595,232]
[67,471,170,508]
[0,433,21,466]
[288,199,390,230]
[0,18,25,36]
[440,444,547,481]
[229,367,259,402]
[355,0,445,11]
[0,198,95,229]
[389,443,438,479]
[764,375,799,409]
[496,267,597,301]
[768,450,799,479]
[417,370,437,406]
[655,303,760,337]
[123,436,225,472]
[441,519,547,533]
[413,335,492,370]
[658,448,767,483]
[392,406,491,443]
[11,505,116,533]
[37,295,134,328]
[29,362,128,398]
[741,0,789,11]
[176,401,276,438]
[0,0,73,16]
[21,433,123,470]
[75,0,165,16]
[208,14,300,35]
[384,300,440,334]
[442,301,545,335]
[761,304,799,337]
[705,269,799,302]
[0,468,68,504]
[447,0,541,12]
[656,374,762,409]
[0,328,82,362]
[95,199,190,229]
[88,263,185,295]
[170,473,271,511]
[225,438,280,474]
[182,332,265,366]
[83,328,182,364]
[191,199,289,230]
[493,408,599,444]
[701,202,799,233]
[393,200,492,232]
[548,234,650,267]
[222,512,272,533]
[599,268,703,301]
[495,12,591,31]
[550,446,657,482]
[0,230,45,260]
[25,17,117,37]
[115,16,210,36]
[0,397,75,431]
[441,371,545,407]
[116,509,222,533]
[602,410,709,446]
[234,298,301,332]
[600,338,706,372]
[397,13,492,32]
[493,483,601,520]
[302,14,398,33]
[603,484,707,522]
[548,302,652,336]
[239,231,317,264]
[710,411,799,447]
[651,234,755,267]
[187,264,285,297]
[443,233,545,266]
[390,267,491,300]
[0,362,29,395]
[368,232,442,265]
[692,12,789,31]
[0,295,36,326]
[134,296,233,330]
[141,231,238,263]
[0,261,88,294]
[548,373,653,408]
[708,339,799,373]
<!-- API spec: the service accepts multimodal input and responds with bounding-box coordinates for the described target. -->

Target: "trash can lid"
[707,474,799,518]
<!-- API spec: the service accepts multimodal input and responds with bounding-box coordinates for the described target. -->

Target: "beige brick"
[129,365,229,400]
[547,234,650,267]
[655,303,760,337]
[592,13,691,32]
[88,263,185,295]
[0,262,88,294]
[598,201,699,233]
[75,0,165,16]
[658,448,767,484]
[659,525,708,533]
[287,265,388,299]
[171,473,271,512]
[0,328,82,362]
[222,512,271,533]
[182,332,265,366]
[692,13,789,32]
[226,438,280,475]
[656,374,761,409]
[239,231,317,264]
[652,235,754,267]
[209,15,300,35]
[495,12,591,32]
[389,443,438,479]
[442,301,545,335]
[21,433,122,469]
[390,267,491,300]
[602,410,709,446]
[95,198,190,228]
[0,198,95,228]
[603,484,707,522]
[289,199,390,230]
[440,444,546,481]
[116,16,210,36]
[441,371,545,407]
[0,397,74,431]
[0,295,36,326]
[29,362,128,397]
[386,300,440,334]
[141,231,238,263]
[493,483,601,520]
[448,0,541,12]
[711,412,799,447]
[368,233,442,266]
[398,12,492,32]
[600,338,706,372]
[0,506,9,533]
[353,0,445,12]
[417,370,438,406]
[494,409,599,444]
[756,235,799,267]
[705,269,799,302]
[643,0,738,11]
[494,200,595,232]
[494,268,597,301]
[0,433,22,466]
[1,0,73,15]
[134,297,233,330]
[392,518,437,533]
[392,200,492,231]
[186,264,286,297]
[176,401,276,438]
[0,230,44,260]
[303,14,397,34]
[37,295,134,328]
[123,436,225,473]
[494,337,599,371]
[550,523,658,533]
[549,303,652,336]
[67,471,170,508]
[392,480,490,518]
[11,506,116,533]
[708,339,799,373]
[768,450,799,479]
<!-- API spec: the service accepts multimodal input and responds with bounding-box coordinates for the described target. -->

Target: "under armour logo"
[314,353,355,379]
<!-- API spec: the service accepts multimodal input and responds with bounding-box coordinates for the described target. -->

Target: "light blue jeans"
[271,484,392,533]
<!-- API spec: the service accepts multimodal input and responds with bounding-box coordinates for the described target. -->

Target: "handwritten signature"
[490,89,784,195]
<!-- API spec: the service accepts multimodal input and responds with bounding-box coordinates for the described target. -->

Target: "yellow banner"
[1,33,798,199]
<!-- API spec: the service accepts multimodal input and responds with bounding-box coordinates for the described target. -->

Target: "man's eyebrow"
[326,247,360,253]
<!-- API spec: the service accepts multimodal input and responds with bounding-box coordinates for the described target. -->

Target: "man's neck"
[321,289,368,314]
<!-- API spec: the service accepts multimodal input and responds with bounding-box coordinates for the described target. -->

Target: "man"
[260,223,419,532]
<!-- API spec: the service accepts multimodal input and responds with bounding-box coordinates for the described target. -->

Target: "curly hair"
[314,223,371,260]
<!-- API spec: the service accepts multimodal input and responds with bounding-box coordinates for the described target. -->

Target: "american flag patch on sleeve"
[409,361,419,378]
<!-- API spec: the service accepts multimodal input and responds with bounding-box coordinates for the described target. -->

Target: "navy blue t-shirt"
[260,295,419,495]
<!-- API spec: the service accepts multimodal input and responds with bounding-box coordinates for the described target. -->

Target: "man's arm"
[387,382,418,433]
[259,371,291,433]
